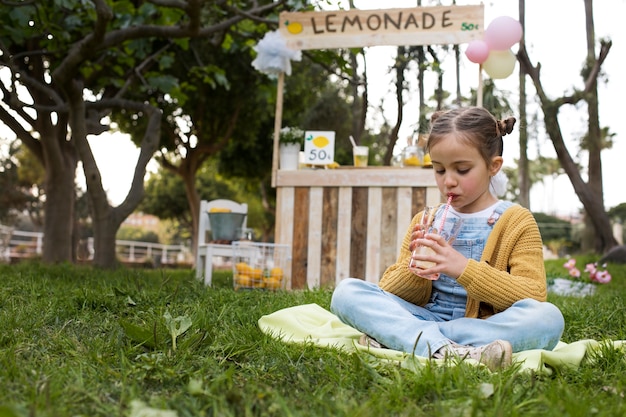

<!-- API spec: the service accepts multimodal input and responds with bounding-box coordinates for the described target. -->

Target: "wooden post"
[477,64,483,108]
[271,72,285,188]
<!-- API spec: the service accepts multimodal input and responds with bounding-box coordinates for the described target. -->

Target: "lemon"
[209,207,231,213]
[270,267,283,279]
[403,156,421,166]
[264,277,282,290]
[423,153,432,166]
[235,274,252,288]
[235,262,252,274]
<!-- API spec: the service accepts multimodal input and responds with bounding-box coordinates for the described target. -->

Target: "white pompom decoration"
[490,170,508,197]
[251,30,302,76]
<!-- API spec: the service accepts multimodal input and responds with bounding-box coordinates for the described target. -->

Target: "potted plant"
[278,126,304,170]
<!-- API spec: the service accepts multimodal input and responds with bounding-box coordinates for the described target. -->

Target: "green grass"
[0,260,624,416]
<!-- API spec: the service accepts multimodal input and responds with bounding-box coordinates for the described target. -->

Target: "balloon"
[465,40,490,64]
[484,16,523,51]
[482,49,517,79]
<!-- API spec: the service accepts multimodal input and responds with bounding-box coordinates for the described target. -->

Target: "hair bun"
[430,110,446,124]
[497,117,517,137]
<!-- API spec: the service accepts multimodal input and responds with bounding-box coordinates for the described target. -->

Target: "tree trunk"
[517,0,530,209]
[417,46,427,128]
[383,46,406,165]
[453,44,462,106]
[347,1,367,144]
[184,169,201,262]
[42,153,77,262]
[583,0,606,253]
[91,211,120,267]
[37,112,77,263]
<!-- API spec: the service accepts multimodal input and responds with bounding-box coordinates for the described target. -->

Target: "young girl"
[330,107,564,371]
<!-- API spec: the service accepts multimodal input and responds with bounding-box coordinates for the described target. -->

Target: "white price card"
[303,131,335,166]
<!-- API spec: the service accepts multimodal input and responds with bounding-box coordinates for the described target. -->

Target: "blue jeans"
[330,278,564,357]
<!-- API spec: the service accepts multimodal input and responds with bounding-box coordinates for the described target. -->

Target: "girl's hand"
[411,232,469,279]
[408,224,427,252]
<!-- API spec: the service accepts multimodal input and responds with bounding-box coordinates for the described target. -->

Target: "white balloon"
[483,49,516,79]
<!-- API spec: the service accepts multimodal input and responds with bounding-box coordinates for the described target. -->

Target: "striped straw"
[439,195,453,232]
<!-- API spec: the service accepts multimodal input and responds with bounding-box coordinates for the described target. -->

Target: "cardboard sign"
[279,5,484,50]
[303,131,335,165]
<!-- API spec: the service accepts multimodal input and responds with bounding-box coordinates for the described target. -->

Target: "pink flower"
[568,267,581,278]
[584,263,597,274]
[564,259,576,270]
[593,270,612,284]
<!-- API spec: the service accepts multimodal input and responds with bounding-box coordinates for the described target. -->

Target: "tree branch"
[0,105,41,157]
[116,104,163,214]
[223,1,285,26]
[147,0,188,9]
[583,39,612,93]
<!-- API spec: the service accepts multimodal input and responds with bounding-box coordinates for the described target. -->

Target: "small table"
[196,242,238,286]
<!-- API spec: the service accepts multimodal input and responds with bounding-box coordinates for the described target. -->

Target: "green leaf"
[163,311,191,351]
[119,319,157,349]
[147,75,179,93]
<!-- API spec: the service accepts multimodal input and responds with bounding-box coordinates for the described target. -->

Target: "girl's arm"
[378,210,433,305]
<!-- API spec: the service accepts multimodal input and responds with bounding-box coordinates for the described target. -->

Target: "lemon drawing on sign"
[306,135,329,148]
[285,20,303,34]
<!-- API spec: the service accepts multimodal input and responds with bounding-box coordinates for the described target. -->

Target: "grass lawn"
[0,258,624,417]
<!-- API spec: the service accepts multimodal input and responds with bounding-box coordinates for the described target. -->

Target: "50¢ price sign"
[304,131,335,165]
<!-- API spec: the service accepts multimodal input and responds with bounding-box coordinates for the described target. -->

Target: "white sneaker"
[358,334,387,349]
[432,340,512,371]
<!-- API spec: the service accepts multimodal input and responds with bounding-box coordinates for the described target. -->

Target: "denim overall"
[425,201,513,321]
[330,201,564,357]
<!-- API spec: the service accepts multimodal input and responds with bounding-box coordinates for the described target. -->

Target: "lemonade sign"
[279,6,483,50]
[304,131,335,165]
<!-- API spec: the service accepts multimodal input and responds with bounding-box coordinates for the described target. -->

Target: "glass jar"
[402,146,422,167]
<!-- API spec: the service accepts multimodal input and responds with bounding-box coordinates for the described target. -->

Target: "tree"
[0,0,283,267]
[517,0,617,254]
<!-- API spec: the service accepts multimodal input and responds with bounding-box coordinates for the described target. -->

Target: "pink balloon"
[484,16,523,51]
[465,40,490,64]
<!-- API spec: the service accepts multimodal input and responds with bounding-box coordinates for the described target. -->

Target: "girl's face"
[429,134,503,214]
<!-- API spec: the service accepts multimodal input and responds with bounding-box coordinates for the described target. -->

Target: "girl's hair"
[426,107,516,165]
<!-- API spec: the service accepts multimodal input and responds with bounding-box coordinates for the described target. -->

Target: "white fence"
[2,228,192,266]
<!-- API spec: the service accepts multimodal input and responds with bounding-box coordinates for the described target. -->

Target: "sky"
[4,0,624,216]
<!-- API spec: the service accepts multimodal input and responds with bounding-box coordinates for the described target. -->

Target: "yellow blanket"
[258,303,625,374]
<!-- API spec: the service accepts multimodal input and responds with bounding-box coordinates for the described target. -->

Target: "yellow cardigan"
[378,204,547,319]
